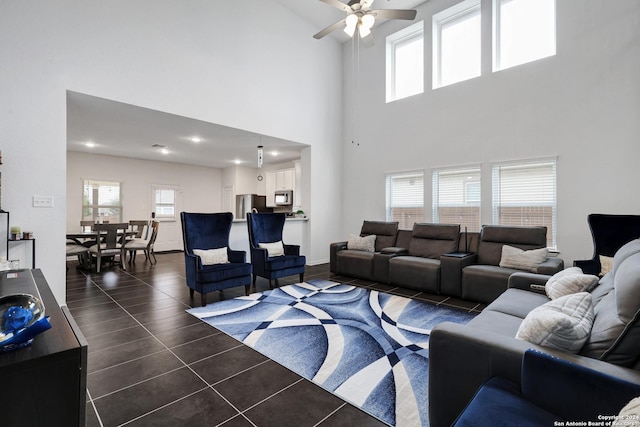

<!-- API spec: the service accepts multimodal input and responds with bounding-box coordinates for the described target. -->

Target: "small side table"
[8,238,36,269]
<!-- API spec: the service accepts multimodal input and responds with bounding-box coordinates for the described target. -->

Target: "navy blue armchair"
[453,349,640,426]
[181,212,252,306]
[246,213,306,289]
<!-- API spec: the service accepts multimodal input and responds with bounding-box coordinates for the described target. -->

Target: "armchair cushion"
[193,247,229,265]
[499,245,549,273]
[198,262,252,283]
[516,292,594,353]
[258,241,285,257]
[347,234,376,252]
[264,255,306,271]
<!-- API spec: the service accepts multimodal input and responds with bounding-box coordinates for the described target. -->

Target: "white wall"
[67,152,223,251]
[1,0,343,303]
[341,0,640,263]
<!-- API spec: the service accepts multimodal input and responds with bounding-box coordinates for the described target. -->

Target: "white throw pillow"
[614,397,640,427]
[599,255,614,276]
[347,234,376,252]
[516,292,594,353]
[545,267,600,300]
[259,241,285,257]
[193,247,229,265]
[499,245,549,273]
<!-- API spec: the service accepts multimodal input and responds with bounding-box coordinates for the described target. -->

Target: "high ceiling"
[67,91,306,169]
[66,1,426,169]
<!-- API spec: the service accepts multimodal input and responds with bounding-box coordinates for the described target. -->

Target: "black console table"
[0,269,87,426]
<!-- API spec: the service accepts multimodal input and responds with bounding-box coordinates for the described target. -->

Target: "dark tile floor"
[66,252,485,427]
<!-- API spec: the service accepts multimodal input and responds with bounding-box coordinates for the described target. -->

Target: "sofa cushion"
[336,250,375,280]
[545,267,599,300]
[483,288,551,319]
[388,256,441,293]
[476,226,547,266]
[516,292,594,353]
[360,221,398,251]
[408,223,460,259]
[347,234,376,252]
[461,265,523,304]
[499,245,549,273]
[581,241,640,366]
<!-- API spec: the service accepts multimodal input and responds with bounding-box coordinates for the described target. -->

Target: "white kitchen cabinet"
[265,171,277,207]
[266,168,295,207]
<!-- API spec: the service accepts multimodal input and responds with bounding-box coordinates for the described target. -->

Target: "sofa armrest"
[536,256,564,275]
[330,241,348,273]
[522,350,640,421]
[373,248,408,284]
[429,322,640,427]
[379,247,409,255]
[439,253,476,297]
[508,272,551,294]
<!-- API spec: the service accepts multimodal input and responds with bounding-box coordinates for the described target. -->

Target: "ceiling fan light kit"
[314,0,417,40]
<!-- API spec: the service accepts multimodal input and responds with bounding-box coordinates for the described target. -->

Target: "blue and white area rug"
[187,279,476,426]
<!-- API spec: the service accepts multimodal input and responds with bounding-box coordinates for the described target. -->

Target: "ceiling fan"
[313,0,417,40]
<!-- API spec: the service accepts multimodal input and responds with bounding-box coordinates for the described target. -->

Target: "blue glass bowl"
[0,293,51,352]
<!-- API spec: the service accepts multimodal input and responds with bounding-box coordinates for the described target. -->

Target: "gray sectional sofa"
[331,221,564,304]
[428,238,640,427]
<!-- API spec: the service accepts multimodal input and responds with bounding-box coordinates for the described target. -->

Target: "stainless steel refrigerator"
[235,194,267,220]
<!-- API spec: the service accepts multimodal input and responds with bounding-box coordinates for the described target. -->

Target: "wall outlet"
[33,195,54,208]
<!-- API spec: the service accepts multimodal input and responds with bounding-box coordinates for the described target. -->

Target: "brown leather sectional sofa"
[330,221,564,304]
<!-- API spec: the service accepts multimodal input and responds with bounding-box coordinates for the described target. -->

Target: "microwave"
[274,190,293,206]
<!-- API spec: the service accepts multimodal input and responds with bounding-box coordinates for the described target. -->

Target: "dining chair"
[128,220,150,239]
[180,212,252,306]
[125,221,159,264]
[88,223,129,272]
[66,239,90,269]
[80,220,94,233]
[246,212,306,289]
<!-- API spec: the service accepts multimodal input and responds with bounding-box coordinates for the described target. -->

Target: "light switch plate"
[33,195,54,208]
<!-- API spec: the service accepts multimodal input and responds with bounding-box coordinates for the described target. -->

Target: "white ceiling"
[66,1,426,169]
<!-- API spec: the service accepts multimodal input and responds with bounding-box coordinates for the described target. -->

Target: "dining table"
[66,230,137,270]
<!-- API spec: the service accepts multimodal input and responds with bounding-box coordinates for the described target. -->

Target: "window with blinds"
[385,171,424,230]
[432,166,481,232]
[82,179,122,222]
[153,186,177,220]
[492,158,557,248]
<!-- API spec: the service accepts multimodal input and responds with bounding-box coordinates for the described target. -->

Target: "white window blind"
[432,166,481,232]
[82,179,122,222]
[492,159,557,248]
[386,171,424,229]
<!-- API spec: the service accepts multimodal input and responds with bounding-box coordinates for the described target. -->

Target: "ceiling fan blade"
[319,0,352,13]
[313,18,347,39]
[360,0,375,9]
[374,9,417,20]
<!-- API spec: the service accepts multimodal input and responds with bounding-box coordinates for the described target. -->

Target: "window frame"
[82,179,123,223]
[491,157,558,249]
[385,170,425,230]
[151,184,179,222]
[386,21,424,103]
[432,0,482,89]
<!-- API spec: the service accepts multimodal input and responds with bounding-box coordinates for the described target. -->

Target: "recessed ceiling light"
[85,142,96,148]
[270,151,279,156]
[161,148,170,155]
[233,159,242,165]
[190,136,202,143]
